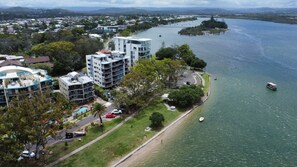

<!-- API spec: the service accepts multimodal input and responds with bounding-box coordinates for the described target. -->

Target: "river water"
[135,18,297,166]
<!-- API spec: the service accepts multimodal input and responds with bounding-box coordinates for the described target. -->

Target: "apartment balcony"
[103,75,112,79]
[113,71,124,77]
[103,65,111,69]
[103,79,112,84]
[112,63,123,68]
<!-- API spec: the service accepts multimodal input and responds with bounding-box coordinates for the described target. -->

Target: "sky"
[0,0,296,8]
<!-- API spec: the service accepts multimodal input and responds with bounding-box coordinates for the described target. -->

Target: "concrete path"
[46,116,133,167]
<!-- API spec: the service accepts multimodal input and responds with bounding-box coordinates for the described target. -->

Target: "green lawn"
[57,103,182,167]
[46,118,123,163]
[202,73,210,94]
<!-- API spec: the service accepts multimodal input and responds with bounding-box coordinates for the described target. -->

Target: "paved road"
[177,70,201,87]
[46,115,134,167]
[47,103,115,146]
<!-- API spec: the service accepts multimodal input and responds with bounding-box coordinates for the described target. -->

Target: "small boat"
[199,117,204,122]
[266,82,277,91]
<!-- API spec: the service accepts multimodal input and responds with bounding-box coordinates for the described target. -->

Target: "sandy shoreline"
[110,73,211,167]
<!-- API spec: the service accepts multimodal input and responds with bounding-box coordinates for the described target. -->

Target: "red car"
[105,113,117,118]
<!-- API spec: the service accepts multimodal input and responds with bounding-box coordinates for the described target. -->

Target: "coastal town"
[2,1,297,167]
[0,10,209,167]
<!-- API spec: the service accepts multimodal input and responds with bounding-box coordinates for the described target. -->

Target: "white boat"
[266,82,277,91]
[199,117,204,122]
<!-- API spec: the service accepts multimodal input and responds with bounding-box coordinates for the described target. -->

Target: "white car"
[21,150,35,158]
[18,150,35,161]
[111,109,122,115]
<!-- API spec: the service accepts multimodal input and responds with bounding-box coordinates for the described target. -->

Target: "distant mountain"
[1,7,297,21]
[0,7,83,20]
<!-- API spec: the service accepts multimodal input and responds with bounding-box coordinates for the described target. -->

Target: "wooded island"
[179,16,228,36]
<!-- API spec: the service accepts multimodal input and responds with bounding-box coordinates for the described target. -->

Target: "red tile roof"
[25,56,50,65]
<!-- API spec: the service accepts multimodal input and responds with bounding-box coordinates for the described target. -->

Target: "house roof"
[0,60,22,67]
[25,56,50,64]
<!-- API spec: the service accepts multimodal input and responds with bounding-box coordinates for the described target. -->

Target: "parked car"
[21,150,35,158]
[111,109,122,115]
[105,113,117,118]
[65,132,74,139]
[74,130,86,136]
[17,150,35,162]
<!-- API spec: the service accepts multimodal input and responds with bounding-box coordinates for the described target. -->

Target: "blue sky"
[0,0,296,8]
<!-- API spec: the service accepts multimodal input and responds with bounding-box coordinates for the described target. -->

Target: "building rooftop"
[25,56,50,65]
[60,71,93,86]
[0,66,51,89]
[114,36,151,41]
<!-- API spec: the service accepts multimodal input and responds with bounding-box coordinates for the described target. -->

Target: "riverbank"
[111,72,211,167]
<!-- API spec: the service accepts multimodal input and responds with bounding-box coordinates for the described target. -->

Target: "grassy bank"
[202,73,210,94]
[57,103,182,167]
[46,118,123,163]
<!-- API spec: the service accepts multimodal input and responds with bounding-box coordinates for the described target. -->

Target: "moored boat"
[199,117,204,122]
[266,82,277,91]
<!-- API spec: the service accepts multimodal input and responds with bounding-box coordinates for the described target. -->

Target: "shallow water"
[135,18,297,166]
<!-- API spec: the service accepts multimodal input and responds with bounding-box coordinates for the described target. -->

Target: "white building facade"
[113,37,151,66]
[59,72,94,104]
[0,66,53,106]
[86,51,129,88]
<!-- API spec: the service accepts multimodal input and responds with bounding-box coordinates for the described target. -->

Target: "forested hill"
[0,7,83,20]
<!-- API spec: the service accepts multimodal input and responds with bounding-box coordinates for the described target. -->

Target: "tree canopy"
[115,59,182,111]
[149,112,165,129]
[179,16,228,36]
[0,92,66,166]
[156,44,207,70]
[168,85,204,108]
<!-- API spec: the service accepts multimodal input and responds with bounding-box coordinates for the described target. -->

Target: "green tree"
[155,47,178,60]
[169,85,204,108]
[30,41,81,75]
[149,112,165,129]
[29,63,53,75]
[0,92,65,165]
[120,29,131,37]
[92,103,106,126]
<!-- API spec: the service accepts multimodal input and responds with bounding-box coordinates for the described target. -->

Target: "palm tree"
[92,103,106,126]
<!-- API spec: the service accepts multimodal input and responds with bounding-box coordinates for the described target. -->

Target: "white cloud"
[0,0,295,8]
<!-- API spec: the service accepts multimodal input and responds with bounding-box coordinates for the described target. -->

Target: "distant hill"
[1,7,297,20]
[0,7,83,20]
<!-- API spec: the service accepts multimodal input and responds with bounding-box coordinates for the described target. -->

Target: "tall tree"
[92,103,106,126]
[0,92,65,165]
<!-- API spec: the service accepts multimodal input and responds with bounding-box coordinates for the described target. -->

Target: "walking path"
[46,116,133,167]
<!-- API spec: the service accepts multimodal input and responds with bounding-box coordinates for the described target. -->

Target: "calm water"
[135,19,297,166]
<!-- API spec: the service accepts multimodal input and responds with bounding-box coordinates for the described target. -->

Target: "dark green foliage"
[29,63,53,75]
[149,112,165,129]
[94,85,108,101]
[155,44,207,69]
[155,47,178,60]
[179,16,228,36]
[0,92,65,165]
[92,103,106,126]
[169,85,204,108]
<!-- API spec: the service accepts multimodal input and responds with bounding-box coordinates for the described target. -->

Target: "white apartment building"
[59,72,94,104]
[0,66,53,106]
[113,36,151,66]
[86,51,129,88]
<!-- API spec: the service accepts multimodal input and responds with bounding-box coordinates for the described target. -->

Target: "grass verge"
[202,73,210,94]
[45,117,123,163]
[57,103,182,167]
